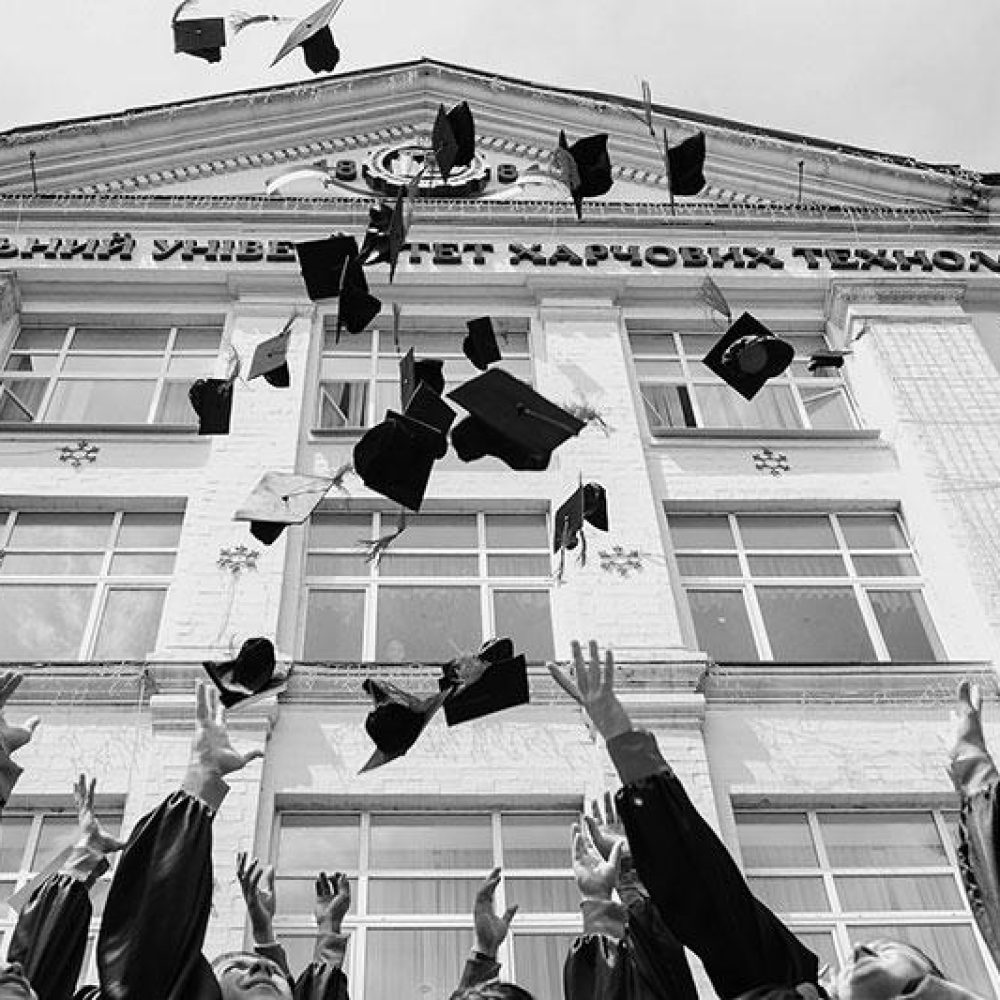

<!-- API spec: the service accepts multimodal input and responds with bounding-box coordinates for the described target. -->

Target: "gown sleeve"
[292,930,351,1000]
[608,730,818,1000]
[0,742,22,811]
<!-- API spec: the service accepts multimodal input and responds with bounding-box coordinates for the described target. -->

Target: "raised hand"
[73,774,127,856]
[547,640,632,741]
[0,672,39,756]
[315,871,351,932]
[190,680,265,778]
[473,867,518,959]
[952,680,988,759]
[236,852,277,942]
[584,790,629,863]
[572,817,623,901]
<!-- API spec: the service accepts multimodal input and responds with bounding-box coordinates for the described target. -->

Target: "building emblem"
[362,143,492,198]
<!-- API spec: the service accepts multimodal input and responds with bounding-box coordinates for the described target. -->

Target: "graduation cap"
[270,0,344,73]
[353,384,456,511]
[463,317,501,371]
[400,348,445,408]
[439,638,529,726]
[554,131,614,220]
[448,368,585,471]
[431,102,476,181]
[233,472,334,545]
[808,349,848,373]
[338,256,382,339]
[173,2,226,62]
[247,316,295,388]
[360,678,451,772]
[295,234,358,302]
[702,312,795,401]
[553,482,609,554]
[358,189,409,283]
[203,637,286,709]
[188,378,234,435]
[666,131,707,197]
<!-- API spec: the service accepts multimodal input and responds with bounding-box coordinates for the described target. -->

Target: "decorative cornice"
[826,277,968,328]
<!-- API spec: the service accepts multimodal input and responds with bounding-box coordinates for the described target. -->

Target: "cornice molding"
[826,277,968,328]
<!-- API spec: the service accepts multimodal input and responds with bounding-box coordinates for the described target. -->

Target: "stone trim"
[826,278,968,328]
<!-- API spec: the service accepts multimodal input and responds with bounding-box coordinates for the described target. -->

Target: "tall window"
[0,317,224,426]
[629,326,857,431]
[667,512,942,663]
[271,810,578,1000]
[302,512,554,663]
[735,807,999,998]
[0,803,124,982]
[0,510,183,660]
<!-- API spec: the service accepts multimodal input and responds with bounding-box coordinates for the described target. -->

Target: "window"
[302,512,554,662]
[667,512,942,663]
[0,510,183,660]
[0,317,224,426]
[735,808,1000,998]
[0,804,124,984]
[271,810,578,1000]
[629,326,857,431]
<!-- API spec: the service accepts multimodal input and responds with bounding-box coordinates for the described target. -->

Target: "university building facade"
[1,58,1000,997]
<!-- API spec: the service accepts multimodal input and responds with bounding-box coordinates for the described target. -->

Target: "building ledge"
[0,422,200,438]
[650,428,882,443]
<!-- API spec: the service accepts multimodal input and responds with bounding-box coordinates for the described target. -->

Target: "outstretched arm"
[456,868,518,989]
[292,871,352,999]
[0,671,40,809]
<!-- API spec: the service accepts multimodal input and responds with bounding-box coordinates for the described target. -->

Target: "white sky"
[1,0,998,171]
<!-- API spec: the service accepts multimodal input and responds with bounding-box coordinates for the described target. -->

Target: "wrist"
[472,939,498,959]
[181,761,230,811]
[61,846,110,886]
[251,919,276,944]
[317,918,343,935]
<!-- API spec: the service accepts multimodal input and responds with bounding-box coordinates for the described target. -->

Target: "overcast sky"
[1,1,997,171]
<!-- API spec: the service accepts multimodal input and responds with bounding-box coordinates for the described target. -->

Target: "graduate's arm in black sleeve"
[292,871,352,1000]
[453,869,517,992]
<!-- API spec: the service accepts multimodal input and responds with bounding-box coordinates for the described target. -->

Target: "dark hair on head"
[864,938,945,980]
[449,983,536,1000]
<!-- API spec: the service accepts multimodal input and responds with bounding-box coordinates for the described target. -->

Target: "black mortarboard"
[188,378,233,435]
[248,319,293,388]
[553,482,609,553]
[555,131,614,220]
[360,678,451,772]
[233,473,334,545]
[448,369,585,471]
[203,637,285,709]
[400,348,445,408]
[173,13,226,63]
[439,638,528,726]
[463,317,501,371]
[271,0,343,73]
[337,257,382,339]
[808,349,847,373]
[295,234,357,302]
[431,102,476,181]
[702,312,795,401]
[667,132,707,197]
[358,189,408,283]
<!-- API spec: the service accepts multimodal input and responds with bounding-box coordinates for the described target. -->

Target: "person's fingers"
[571,827,586,864]
[264,865,276,895]
[583,814,604,853]
[501,904,518,927]
[23,717,40,737]
[212,686,225,725]
[88,777,96,812]
[340,875,351,901]
[571,640,588,696]
[236,852,247,881]
[546,663,584,705]
[315,874,326,898]
[195,680,209,723]
[588,640,601,694]
[603,647,615,694]
[972,683,984,715]
[608,839,624,874]
[249,865,262,894]
[0,673,22,703]
[603,790,616,824]
[241,748,265,767]
[579,813,599,854]
[476,866,500,901]
[106,834,128,853]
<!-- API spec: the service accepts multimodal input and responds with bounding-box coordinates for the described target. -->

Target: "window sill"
[310,427,364,438]
[0,423,201,437]
[650,428,881,442]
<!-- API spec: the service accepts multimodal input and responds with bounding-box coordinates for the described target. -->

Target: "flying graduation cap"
[438,637,529,726]
[173,1,226,63]
[400,349,445,409]
[337,256,382,340]
[554,481,609,554]
[360,678,451,772]
[295,234,358,301]
[270,0,345,73]
[188,378,234,435]
[358,188,409,283]
[233,472,335,545]
[553,131,614,220]
[203,637,286,710]
[666,132,707,197]
[247,314,296,388]
[448,368,585,471]
[463,317,501,371]
[431,102,476,181]
[702,312,795,401]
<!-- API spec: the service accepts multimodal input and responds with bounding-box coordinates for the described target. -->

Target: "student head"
[831,938,979,1000]
[212,952,293,1000]
[449,983,536,1000]
[0,963,37,1000]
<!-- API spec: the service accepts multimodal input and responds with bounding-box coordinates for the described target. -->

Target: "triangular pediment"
[0,59,977,213]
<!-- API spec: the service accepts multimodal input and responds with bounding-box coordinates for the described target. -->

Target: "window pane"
[801,386,854,429]
[0,380,46,421]
[852,555,918,576]
[0,553,104,575]
[324,327,373,353]
[369,814,492,869]
[835,874,962,911]
[9,513,112,549]
[505,876,577,912]
[669,515,734,549]
[365,929,466,1000]
[679,333,720,356]
[839,515,907,550]
[310,514,373,550]
[641,383,695,428]
[155,381,199,425]
[174,327,223,351]
[697,384,801,429]
[92,589,166,659]
[33,815,77,868]
[820,813,946,867]
[70,328,170,351]
[375,587,480,662]
[319,381,368,428]
[757,587,874,662]
[484,514,548,549]
[629,332,678,356]
[379,554,479,576]
[306,554,369,576]
[394,515,478,549]
[513,933,579,1000]
[166,356,215,378]
[5,353,57,373]
[390,332,466,356]
[274,878,321,915]
[739,516,837,550]
[502,814,577,867]
[735,813,817,867]
[367,877,481,913]
[14,327,66,351]
[303,590,364,660]
[869,590,940,662]
[276,815,360,870]
[688,590,757,662]
[747,876,830,912]
[0,818,32,870]
[747,555,846,577]
[117,512,183,549]
[493,590,554,662]
[47,380,154,423]
[62,354,163,374]
[487,555,550,576]
[675,554,741,576]
[0,584,93,659]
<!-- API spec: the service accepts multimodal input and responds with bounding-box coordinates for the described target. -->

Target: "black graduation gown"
[256,935,351,1000]
[608,730,819,1000]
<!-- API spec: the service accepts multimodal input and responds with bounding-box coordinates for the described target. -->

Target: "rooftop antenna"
[28,151,38,195]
